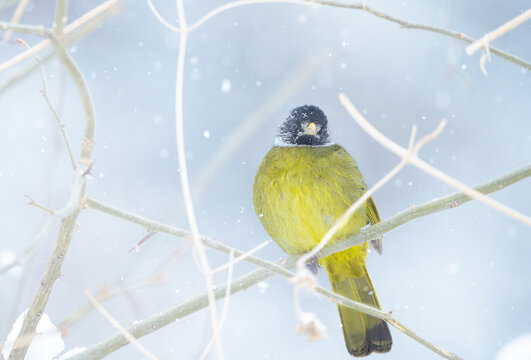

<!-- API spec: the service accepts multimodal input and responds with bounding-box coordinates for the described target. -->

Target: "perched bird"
[253,105,392,357]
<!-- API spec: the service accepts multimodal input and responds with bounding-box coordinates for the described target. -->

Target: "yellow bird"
[253,105,392,356]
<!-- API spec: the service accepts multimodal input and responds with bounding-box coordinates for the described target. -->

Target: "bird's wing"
[366,196,384,255]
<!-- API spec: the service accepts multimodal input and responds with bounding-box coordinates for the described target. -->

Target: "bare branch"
[16,38,76,169]
[24,194,55,216]
[339,93,531,227]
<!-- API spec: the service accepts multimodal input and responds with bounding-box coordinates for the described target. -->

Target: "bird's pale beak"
[304,122,317,136]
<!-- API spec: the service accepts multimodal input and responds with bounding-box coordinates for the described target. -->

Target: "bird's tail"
[322,255,392,357]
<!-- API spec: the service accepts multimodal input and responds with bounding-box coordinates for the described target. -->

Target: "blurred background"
[1,0,530,359]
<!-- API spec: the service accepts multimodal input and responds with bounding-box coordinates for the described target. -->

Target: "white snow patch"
[2,310,64,360]
[496,333,531,360]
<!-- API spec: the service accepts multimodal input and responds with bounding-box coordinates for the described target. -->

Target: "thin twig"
[339,93,531,227]
[24,194,55,216]
[466,8,531,55]
[1,0,30,42]
[85,290,158,360]
[48,33,95,165]
[16,38,76,169]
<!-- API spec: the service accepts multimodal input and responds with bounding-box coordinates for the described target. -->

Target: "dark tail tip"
[347,320,392,357]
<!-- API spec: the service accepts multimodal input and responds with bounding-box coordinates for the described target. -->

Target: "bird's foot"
[305,256,320,275]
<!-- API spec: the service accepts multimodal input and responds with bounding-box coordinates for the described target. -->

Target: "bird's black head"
[278,105,330,146]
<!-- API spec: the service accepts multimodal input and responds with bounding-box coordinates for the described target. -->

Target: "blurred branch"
[0,2,120,96]
[58,244,190,333]
[85,290,159,360]
[1,0,29,42]
[339,93,531,227]
[52,0,68,35]
[466,8,531,55]
[0,0,122,73]
[59,274,165,334]
[0,22,45,36]
[0,0,20,11]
